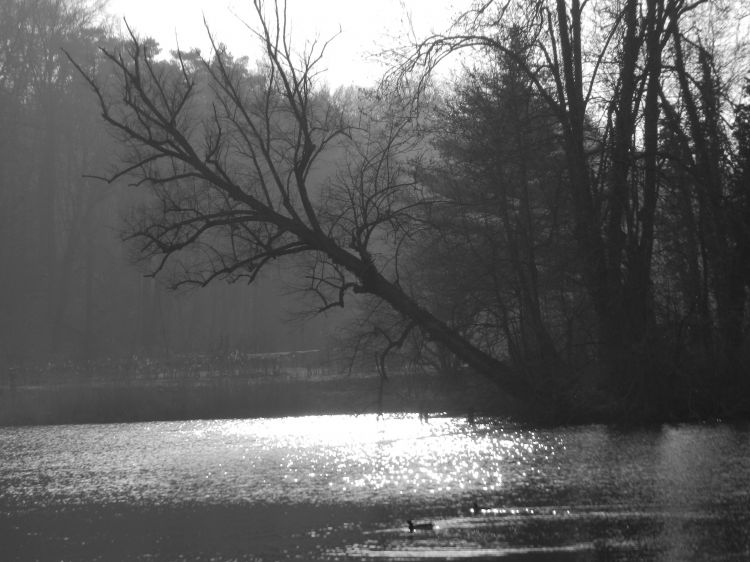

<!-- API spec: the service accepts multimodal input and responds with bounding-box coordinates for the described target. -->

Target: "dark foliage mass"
[2,0,749,423]
[395,0,750,420]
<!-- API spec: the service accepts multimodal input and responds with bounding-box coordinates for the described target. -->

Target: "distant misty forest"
[1,0,750,423]
[0,1,342,364]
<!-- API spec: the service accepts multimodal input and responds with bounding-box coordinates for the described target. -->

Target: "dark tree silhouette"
[68,1,534,404]
[390,0,750,417]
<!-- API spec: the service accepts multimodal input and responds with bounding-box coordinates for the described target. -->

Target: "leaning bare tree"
[67,1,533,404]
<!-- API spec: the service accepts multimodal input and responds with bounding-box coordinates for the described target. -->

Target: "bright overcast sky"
[105,0,461,88]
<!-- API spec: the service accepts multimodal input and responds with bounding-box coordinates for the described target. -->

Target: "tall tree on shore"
[393,0,749,413]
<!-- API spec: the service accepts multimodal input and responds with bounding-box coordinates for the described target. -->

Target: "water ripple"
[1,415,748,520]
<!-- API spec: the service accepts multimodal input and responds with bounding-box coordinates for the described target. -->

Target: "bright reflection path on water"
[222,414,546,504]
[183,414,555,506]
[0,414,558,509]
[2,416,750,560]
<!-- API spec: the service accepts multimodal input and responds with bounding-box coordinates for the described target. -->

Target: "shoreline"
[3,374,748,427]
[3,354,748,427]
[0,372,503,427]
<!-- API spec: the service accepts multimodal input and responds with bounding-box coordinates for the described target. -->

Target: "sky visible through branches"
[106,0,461,88]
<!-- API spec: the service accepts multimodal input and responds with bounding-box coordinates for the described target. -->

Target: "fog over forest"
[0,1,345,363]
[2,0,750,424]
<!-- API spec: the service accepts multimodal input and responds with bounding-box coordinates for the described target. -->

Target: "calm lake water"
[1,414,749,560]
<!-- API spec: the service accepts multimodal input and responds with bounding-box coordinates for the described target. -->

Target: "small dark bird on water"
[407,519,434,533]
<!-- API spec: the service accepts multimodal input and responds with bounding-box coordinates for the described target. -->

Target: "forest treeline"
[0,0,333,369]
[393,0,750,421]
[2,0,750,423]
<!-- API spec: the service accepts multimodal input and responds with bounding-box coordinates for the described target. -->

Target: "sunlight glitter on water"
[3,417,750,560]
[0,414,559,509]
[0,414,565,511]
[191,414,537,504]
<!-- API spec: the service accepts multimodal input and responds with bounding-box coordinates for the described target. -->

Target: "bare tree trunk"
[317,235,532,399]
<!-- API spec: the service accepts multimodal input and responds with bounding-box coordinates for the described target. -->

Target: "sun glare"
[105,0,459,88]
[184,414,535,504]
